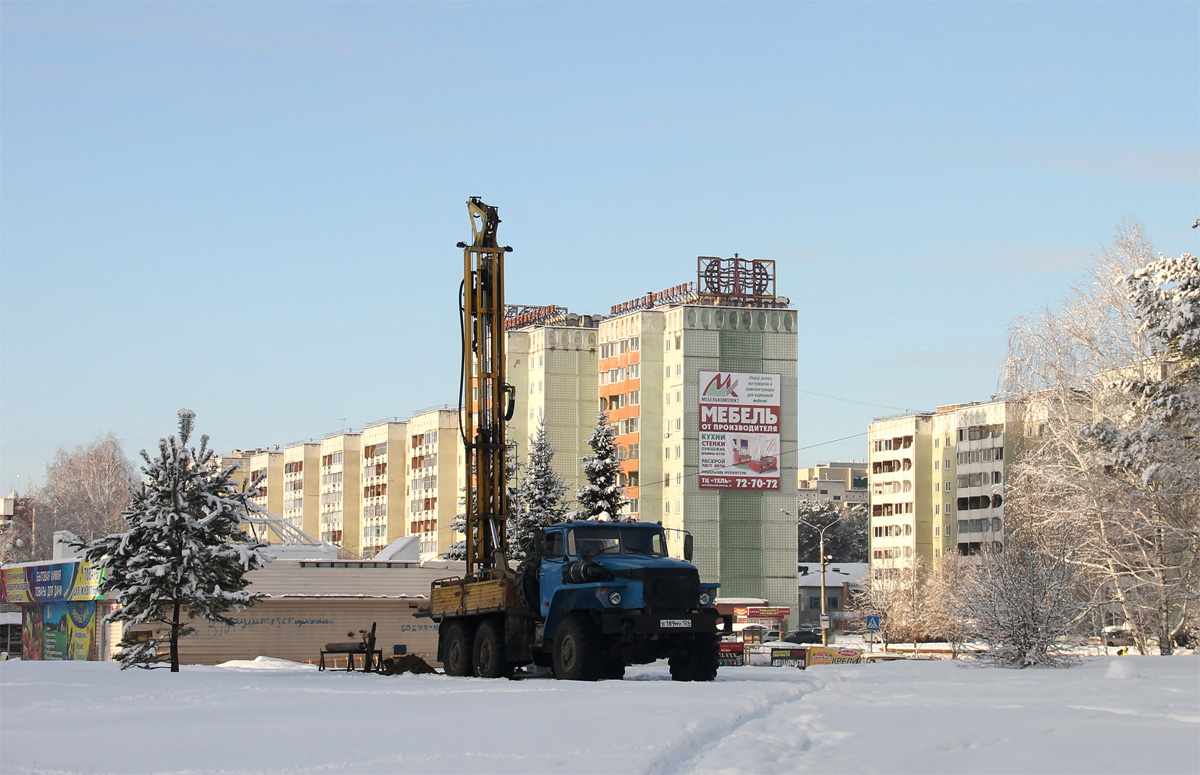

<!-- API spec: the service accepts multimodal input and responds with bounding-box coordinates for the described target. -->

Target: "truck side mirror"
[683,534,694,562]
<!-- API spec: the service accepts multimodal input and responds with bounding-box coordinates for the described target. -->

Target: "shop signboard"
[698,371,781,490]
[769,647,806,668]
[718,641,746,667]
[1,561,104,603]
[805,647,863,665]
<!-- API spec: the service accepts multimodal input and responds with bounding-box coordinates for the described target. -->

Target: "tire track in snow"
[642,678,821,775]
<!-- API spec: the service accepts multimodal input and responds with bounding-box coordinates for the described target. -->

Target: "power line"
[797,388,919,413]
[635,431,868,493]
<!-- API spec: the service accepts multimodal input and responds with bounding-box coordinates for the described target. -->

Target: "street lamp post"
[788,508,840,647]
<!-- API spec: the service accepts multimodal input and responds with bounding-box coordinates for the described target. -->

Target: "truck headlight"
[608,591,623,605]
[699,592,712,607]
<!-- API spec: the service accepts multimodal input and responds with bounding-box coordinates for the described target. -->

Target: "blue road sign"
[865,615,881,632]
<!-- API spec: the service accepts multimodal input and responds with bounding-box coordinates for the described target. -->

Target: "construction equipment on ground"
[424,199,730,681]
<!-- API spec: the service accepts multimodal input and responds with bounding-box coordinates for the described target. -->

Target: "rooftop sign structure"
[696,255,776,307]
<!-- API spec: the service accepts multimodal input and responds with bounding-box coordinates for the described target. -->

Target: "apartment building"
[597,309,664,518]
[797,461,868,505]
[596,260,800,617]
[359,419,408,558]
[867,399,1021,572]
[406,407,462,560]
[319,432,361,556]
[506,310,602,506]
[248,450,284,517]
[282,441,321,538]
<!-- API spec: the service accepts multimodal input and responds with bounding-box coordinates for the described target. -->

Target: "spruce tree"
[509,420,567,559]
[81,410,270,671]
[441,512,467,560]
[573,410,629,522]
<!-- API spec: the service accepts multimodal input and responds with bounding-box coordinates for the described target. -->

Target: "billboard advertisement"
[698,371,781,490]
[718,642,746,667]
[1,561,104,604]
[805,647,863,665]
[38,601,100,661]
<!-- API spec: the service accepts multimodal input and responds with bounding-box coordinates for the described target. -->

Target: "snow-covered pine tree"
[441,512,467,560]
[573,410,628,522]
[509,420,568,560]
[79,410,270,671]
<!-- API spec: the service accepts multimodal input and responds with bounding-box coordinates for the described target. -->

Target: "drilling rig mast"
[459,197,514,576]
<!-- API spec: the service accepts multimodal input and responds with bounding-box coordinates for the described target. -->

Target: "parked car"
[782,629,821,644]
[1102,626,1134,647]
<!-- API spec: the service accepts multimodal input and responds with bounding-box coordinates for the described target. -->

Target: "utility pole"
[788,508,840,647]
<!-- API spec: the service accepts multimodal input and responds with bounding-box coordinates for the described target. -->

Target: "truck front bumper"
[599,611,733,636]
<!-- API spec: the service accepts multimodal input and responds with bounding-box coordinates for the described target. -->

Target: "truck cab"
[517,520,728,681]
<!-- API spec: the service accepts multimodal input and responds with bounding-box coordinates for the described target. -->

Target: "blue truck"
[430,199,728,680]
[429,519,730,681]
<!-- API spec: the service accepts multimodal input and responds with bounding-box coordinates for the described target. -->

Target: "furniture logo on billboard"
[698,371,781,490]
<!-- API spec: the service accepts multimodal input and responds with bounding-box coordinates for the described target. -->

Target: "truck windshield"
[568,526,667,557]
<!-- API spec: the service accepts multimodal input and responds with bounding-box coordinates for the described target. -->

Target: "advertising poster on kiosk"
[1,561,104,661]
[698,371,781,490]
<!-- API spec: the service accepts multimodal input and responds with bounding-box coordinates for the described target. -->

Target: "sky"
[2,2,1197,493]
[2,655,1197,773]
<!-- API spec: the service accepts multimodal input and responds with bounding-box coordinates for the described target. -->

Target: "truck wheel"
[443,620,475,677]
[690,633,720,682]
[669,633,719,682]
[473,619,514,679]
[553,614,600,681]
[601,657,626,681]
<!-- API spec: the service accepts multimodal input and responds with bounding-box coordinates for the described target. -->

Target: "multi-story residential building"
[506,309,602,508]
[867,413,933,568]
[797,461,868,505]
[359,419,407,558]
[319,431,361,556]
[867,399,1021,572]
[283,441,321,538]
[597,309,664,519]
[248,450,284,517]
[405,407,461,560]
[597,259,799,617]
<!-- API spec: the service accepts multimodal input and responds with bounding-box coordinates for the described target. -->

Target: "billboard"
[698,371,781,490]
[805,647,863,665]
[718,642,746,667]
[1,561,104,603]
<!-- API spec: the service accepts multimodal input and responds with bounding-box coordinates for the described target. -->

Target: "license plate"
[660,619,691,628]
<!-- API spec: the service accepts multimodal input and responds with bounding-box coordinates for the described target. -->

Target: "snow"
[2,655,1196,774]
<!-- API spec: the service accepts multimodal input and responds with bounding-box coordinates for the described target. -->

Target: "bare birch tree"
[1002,221,1200,654]
[35,433,138,556]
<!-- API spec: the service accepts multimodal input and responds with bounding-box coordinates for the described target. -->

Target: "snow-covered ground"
[1,655,1196,774]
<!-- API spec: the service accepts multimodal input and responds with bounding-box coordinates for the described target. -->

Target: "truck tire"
[473,618,514,679]
[553,613,600,681]
[443,620,475,677]
[690,633,720,682]
[669,633,719,682]
[601,657,626,681]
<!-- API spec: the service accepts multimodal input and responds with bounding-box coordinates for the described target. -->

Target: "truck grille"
[641,569,700,611]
